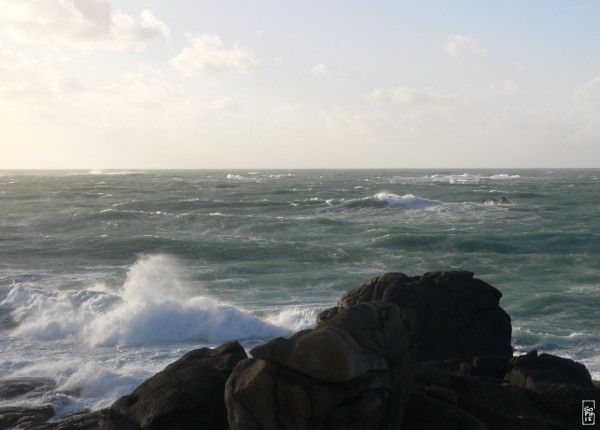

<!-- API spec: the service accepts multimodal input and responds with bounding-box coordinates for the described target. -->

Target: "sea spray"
[4,255,296,347]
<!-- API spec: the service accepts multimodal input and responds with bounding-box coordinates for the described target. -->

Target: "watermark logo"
[583,400,596,426]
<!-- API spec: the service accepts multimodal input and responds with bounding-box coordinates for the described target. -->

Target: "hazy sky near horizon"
[1,1,599,169]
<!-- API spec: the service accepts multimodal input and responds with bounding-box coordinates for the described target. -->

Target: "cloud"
[513,61,529,73]
[322,105,389,135]
[0,43,88,98]
[490,79,518,95]
[569,75,600,143]
[366,86,450,105]
[0,0,169,50]
[309,63,330,77]
[170,33,260,76]
[444,34,488,58]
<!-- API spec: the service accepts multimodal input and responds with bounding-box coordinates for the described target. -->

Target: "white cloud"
[366,86,450,105]
[569,76,600,143]
[209,97,243,113]
[490,79,518,95]
[0,0,169,50]
[309,63,330,77]
[322,105,388,135]
[573,76,600,106]
[513,61,529,73]
[445,34,488,58]
[170,33,260,76]
[0,43,86,98]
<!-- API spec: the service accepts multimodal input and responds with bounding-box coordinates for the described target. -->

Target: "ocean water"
[0,169,599,416]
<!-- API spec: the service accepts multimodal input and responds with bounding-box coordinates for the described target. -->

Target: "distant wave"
[374,192,441,209]
[427,173,520,184]
[226,172,296,182]
[490,173,520,180]
[312,192,443,212]
[88,170,142,175]
[2,254,311,347]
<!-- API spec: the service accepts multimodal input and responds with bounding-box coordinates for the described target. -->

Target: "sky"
[1,0,599,169]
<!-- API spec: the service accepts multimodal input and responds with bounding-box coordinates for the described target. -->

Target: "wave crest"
[374,192,441,209]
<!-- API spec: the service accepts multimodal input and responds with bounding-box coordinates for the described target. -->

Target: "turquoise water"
[1,169,599,414]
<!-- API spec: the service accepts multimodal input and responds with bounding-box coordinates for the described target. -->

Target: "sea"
[0,169,599,416]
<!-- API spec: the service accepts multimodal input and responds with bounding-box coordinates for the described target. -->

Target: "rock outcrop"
[0,405,55,430]
[5,271,599,430]
[404,351,600,429]
[109,340,247,430]
[225,302,417,429]
[332,271,512,362]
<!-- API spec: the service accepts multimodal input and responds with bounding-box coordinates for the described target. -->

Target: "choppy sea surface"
[0,169,599,415]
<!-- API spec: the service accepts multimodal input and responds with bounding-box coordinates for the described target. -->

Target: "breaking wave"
[2,255,308,347]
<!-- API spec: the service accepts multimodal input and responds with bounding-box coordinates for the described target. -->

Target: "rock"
[504,350,595,388]
[226,302,416,429]
[402,389,491,430]
[0,405,55,430]
[28,409,136,430]
[110,340,247,430]
[407,351,600,430]
[5,271,598,430]
[0,378,55,401]
[332,271,512,362]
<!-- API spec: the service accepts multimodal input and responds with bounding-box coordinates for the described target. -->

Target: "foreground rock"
[226,302,417,429]
[0,405,55,429]
[110,340,247,430]
[5,271,599,429]
[404,351,600,430]
[334,271,512,362]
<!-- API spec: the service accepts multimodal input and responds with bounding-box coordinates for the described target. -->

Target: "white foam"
[265,307,317,333]
[374,192,440,209]
[428,173,482,184]
[88,170,141,175]
[268,173,295,178]
[226,174,245,180]
[426,173,520,184]
[3,254,294,347]
[490,174,520,180]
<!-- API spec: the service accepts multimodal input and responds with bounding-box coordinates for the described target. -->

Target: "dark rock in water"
[110,340,247,430]
[28,409,136,430]
[499,350,594,389]
[226,302,416,429]
[328,271,512,362]
[0,378,56,401]
[0,405,54,430]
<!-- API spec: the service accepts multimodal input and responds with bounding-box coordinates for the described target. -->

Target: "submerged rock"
[226,302,417,429]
